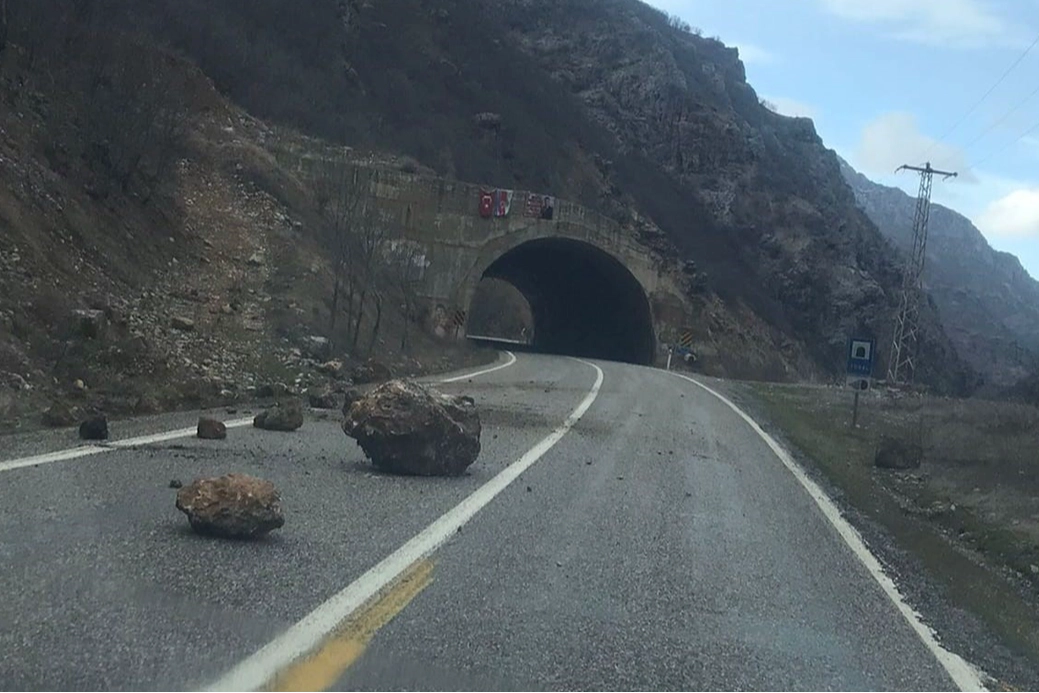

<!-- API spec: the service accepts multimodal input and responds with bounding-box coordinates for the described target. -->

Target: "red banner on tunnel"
[478,190,494,218]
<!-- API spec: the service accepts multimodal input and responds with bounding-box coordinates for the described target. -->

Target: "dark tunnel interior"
[472,238,656,365]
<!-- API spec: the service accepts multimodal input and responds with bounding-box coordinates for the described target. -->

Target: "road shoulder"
[708,376,1039,692]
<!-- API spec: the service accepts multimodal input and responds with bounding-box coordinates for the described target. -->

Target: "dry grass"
[751,384,1039,554]
[741,381,1039,675]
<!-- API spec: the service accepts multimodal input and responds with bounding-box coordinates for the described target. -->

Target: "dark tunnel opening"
[470,238,656,365]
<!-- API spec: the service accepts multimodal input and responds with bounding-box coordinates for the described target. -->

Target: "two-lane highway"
[0,353,984,690]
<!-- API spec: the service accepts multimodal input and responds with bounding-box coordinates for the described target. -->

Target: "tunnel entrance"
[469,238,656,365]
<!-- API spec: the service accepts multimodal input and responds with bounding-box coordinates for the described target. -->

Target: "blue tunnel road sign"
[847,337,876,377]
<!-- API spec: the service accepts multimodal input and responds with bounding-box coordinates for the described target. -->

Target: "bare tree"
[312,153,373,352]
[350,183,388,354]
[385,235,425,352]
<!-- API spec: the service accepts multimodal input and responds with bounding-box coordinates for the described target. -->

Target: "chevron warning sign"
[678,329,693,349]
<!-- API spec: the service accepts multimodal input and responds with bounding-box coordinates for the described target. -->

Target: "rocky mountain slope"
[141,0,976,390]
[1,0,978,398]
[839,159,1039,389]
[0,20,487,432]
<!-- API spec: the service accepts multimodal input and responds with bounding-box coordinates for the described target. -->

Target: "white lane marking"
[670,372,988,692]
[0,352,520,474]
[206,358,604,692]
[0,418,256,473]
[437,350,517,383]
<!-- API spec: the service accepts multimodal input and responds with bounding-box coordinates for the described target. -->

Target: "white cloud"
[735,42,777,65]
[764,96,817,119]
[856,112,978,182]
[818,0,1022,48]
[977,187,1039,237]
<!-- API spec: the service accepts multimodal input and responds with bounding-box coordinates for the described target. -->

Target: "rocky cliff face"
[494,0,974,392]
[840,158,1039,388]
[8,0,978,392]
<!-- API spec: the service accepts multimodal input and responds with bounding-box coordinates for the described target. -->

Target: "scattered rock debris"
[197,417,227,440]
[307,386,338,410]
[254,398,304,431]
[78,415,108,440]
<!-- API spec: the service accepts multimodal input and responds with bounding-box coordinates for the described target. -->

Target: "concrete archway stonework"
[338,164,696,366]
[454,225,658,365]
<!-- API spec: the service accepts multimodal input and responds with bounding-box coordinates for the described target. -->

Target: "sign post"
[846,337,876,428]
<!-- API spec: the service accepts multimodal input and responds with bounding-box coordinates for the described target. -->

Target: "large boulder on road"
[343,379,481,476]
[253,398,303,431]
[175,473,284,539]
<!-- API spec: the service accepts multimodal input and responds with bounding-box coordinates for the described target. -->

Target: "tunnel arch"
[462,237,657,365]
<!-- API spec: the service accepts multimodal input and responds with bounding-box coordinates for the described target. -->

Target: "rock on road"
[0,353,978,691]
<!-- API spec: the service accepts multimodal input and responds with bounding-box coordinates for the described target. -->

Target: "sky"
[647,0,1039,278]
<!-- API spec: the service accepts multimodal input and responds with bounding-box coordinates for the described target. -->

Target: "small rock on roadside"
[169,479,182,489]
[175,473,284,539]
[79,415,109,440]
[341,387,364,416]
[307,386,338,410]
[42,401,79,427]
[197,417,227,440]
[350,358,393,384]
[254,398,304,431]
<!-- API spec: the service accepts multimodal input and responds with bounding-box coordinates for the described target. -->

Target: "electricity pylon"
[887,162,957,385]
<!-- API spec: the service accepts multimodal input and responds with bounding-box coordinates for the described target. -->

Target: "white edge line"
[0,418,255,473]
[437,350,517,383]
[205,358,604,692]
[669,371,989,693]
[0,350,517,474]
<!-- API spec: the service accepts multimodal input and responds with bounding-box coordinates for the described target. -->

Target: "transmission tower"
[887,162,957,384]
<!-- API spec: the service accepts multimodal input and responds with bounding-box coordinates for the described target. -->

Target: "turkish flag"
[479,190,494,218]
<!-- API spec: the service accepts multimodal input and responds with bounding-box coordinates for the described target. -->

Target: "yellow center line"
[265,559,435,692]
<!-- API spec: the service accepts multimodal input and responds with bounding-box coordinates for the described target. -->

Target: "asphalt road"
[0,353,981,691]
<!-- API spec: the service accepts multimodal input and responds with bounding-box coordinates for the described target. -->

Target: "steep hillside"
[2,0,977,394]
[840,159,1039,388]
[0,22,488,432]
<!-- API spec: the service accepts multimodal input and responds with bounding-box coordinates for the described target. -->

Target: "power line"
[919,30,1039,161]
[958,81,1039,154]
[970,116,1039,170]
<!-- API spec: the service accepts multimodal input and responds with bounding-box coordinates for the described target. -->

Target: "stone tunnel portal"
[475,238,656,365]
